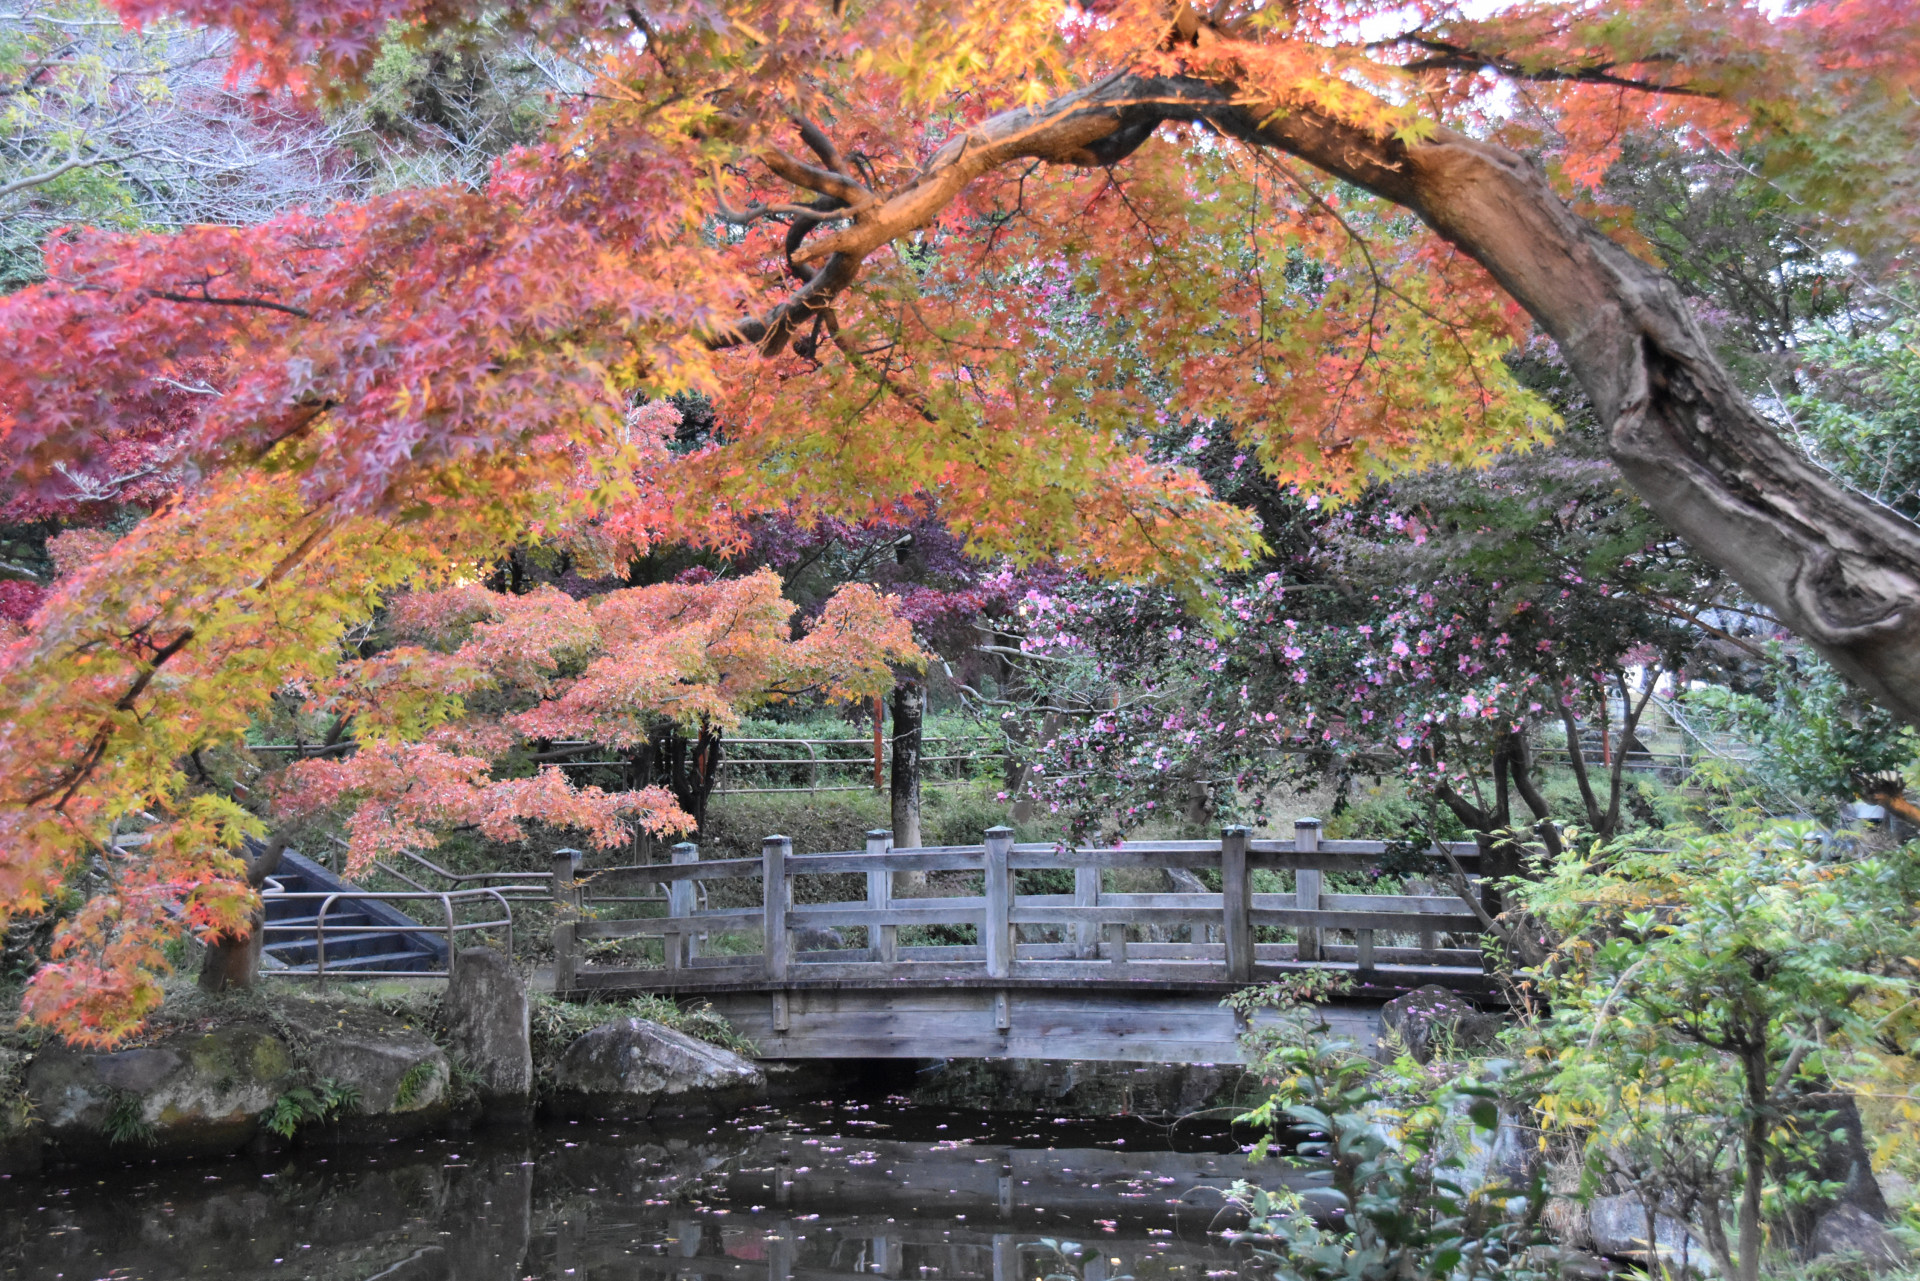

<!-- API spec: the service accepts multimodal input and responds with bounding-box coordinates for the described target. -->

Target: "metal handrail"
[259,887,516,985]
[369,848,553,899]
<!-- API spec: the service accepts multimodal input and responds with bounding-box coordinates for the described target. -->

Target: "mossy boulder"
[25,1022,294,1160]
[275,999,451,1138]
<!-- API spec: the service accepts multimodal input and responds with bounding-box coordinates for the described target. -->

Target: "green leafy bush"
[1230,1002,1550,1281]
[1517,822,1920,1281]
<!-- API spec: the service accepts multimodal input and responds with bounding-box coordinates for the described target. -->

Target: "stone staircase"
[261,849,450,975]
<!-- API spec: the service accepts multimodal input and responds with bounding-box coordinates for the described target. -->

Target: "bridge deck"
[548,819,1493,1062]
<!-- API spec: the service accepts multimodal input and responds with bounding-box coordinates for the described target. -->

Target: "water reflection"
[1,1096,1323,1280]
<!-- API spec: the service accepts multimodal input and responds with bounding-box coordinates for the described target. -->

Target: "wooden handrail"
[555,818,1491,993]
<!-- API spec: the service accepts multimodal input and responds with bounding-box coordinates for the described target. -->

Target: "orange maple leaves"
[278,570,929,872]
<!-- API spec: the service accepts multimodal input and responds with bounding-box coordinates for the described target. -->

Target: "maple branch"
[702,49,1920,725]
[1391,36,1713,98]
[149,288,312,319]
[710,162,854,225]
[791,113,855,180]
[763,145,871,206]
[39,626,197,811]
[19,511,339,810]
[52,461,165,501]
[825,310,937,423]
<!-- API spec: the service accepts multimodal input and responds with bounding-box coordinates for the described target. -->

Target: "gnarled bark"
[737,67,1920,724]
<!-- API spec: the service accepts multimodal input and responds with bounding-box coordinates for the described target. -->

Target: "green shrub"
[1232,999,1551,1281]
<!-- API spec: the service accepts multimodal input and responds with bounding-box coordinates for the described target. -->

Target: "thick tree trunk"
[770,65,1920,723]
[198,833,287,993]
[1218,86,1920,726]
[890,679,924,849]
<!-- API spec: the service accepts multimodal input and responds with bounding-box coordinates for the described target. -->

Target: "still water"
[1,1095,1323,1281]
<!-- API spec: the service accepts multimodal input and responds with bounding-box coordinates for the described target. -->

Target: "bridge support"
[696,983,1386,1064]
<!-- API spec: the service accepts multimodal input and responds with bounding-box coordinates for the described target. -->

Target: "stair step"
[273,947,440,974]
[263,911,376,929]
[263,929,429,962]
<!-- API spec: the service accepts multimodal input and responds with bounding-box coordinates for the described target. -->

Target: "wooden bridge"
[549,819,1495,1064]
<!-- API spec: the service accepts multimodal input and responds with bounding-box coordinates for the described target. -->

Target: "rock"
[25,1022,295,1159]
[1812,1204,1909,1272]
[1380,984,1500,1063]
[550,1018,764,1117]
[1587,1194,1716,1277]
[446,947,532,1123]
[1444,1072,1539,1190]
[276,1000,450,1137]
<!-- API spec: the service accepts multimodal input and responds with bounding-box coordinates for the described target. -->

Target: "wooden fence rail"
[549,818,1487,996]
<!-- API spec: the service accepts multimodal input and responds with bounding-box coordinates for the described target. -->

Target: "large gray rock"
[1812,1204,1909,1272]
[551,1017,763,1117]
[1380,984,1500,1063]
[1443,1066,1538,1190]
[1587,1194,1716,1277]
[276,1000,449,1137]
[26,1022,295,1158]
[446,947,532,1123]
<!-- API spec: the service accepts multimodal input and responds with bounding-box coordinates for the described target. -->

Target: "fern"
[262,1077,360,1138]
[393,1060,439,1109]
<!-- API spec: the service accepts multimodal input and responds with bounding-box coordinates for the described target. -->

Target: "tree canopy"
[2,0,1917,1041]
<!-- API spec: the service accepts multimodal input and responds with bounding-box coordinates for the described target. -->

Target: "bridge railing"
[549,818,1486,995]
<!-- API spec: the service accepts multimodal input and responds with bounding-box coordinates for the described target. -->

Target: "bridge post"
[984,826,1013,979]
[1221,825,1253,984]
[1294,817,1323,963]
[667,841,698,969]
[550,848,581,994]
[1073,864,1101,959]
[866,828,896,965]
[764,835,792,1031]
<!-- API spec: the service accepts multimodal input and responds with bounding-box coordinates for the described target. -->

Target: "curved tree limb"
[708,56,1920,725]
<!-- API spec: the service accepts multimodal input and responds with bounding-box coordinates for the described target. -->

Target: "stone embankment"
[0,946,766,1172]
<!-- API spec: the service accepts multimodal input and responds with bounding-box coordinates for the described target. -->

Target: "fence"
[536,734,998,796]
[257,885,518,982]
[250,731,1001,799]
[549,819,1487,996]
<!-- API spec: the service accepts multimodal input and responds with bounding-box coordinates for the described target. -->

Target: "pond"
[0,1093,1328,1281]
